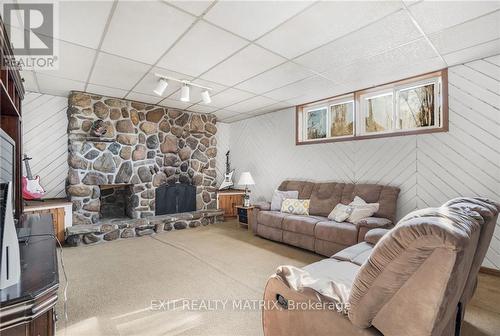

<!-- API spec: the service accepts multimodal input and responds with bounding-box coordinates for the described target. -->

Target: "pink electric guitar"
[22,154,45,200]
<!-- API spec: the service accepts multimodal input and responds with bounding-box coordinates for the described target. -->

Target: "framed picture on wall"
[306,107,327,140]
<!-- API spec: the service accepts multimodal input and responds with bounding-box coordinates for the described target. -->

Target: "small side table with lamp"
[236,172,256,230]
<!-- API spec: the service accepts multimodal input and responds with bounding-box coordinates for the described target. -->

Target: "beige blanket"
[275,265,351,313]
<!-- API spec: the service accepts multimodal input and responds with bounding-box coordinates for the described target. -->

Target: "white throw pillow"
[270,190,299,211]
[328,204,353,222]
[346,196,379,223]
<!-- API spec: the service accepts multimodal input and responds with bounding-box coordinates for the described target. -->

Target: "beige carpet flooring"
[56,220,500,336]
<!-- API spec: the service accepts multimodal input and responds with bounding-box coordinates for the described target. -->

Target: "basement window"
[296,69,448,144]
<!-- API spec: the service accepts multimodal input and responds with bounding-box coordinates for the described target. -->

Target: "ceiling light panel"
[101,1,195,64]
[257,1,402,59]
[157,21,247,77]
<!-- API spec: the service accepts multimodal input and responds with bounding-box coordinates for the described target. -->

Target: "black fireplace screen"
[155,183,196,215]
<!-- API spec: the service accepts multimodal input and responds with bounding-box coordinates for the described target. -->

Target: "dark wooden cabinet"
[0,17,25,219]
[0,215,59,336]
[217,190,244,218]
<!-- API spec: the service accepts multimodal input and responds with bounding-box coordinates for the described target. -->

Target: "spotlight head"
[180,84,190,102]
[153,78,168,96]
[201,90,211,104]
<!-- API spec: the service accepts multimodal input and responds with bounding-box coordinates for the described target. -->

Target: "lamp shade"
[237,172,255,186]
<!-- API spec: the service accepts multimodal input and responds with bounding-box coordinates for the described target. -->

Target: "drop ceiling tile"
[236,61,314,95]
[442,39,500,67]
[323,39,445,90]
[36,73,85,97]
[89,53,150,91]
[213,109,240,121]
[186,104,218,114]
[134,67,193,97]
[157,21,247,77]
[204,1,312,40]
[191,79,227,94]
[257,1,402,58]
[407,0,500,35]
[208,88,255,108]
[295,10,422,73]
[158,98,192,110]
[101,1,195,64]
[86,84,128,99]
[58,1,114,48]
[429,11,500,56]
[247,101,291,116]
[200,44,286,86]
[167,0,213,16]
[20,71,38,92]
[263,76,338,102]
[125,92,163,105]
[224,113,253,123]
[226,96,277,113]
[44,41,95,82]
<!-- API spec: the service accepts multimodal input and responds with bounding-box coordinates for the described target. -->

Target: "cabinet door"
[229,195,243,216]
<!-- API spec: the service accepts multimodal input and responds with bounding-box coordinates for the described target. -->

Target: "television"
[0,128,15,210]
[0,129,20,290]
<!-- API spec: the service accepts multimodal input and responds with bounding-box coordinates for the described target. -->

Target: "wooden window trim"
[296,69,449,145]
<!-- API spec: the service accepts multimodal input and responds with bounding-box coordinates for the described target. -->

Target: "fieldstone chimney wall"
[66,91,218,225]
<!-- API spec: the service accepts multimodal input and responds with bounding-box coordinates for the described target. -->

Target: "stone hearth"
[65,209,225,246]
[67,91,218,225]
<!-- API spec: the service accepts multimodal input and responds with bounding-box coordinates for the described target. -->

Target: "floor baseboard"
[479,266,500,276]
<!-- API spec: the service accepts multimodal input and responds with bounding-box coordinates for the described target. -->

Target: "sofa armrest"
[364,228,390,245]
[254,201,271,211]
[355,217,392,228]
[354,217,392,243]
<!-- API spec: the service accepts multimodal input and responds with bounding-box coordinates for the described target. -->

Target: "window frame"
[296,69,448,145]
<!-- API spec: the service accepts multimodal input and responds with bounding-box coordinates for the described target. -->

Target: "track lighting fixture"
[154,73,212,105]
[180,83,190,102]
[201,90,211,104]
[153,78,169,96]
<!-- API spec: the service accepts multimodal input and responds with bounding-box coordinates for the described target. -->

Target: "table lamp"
[237,172,255,207]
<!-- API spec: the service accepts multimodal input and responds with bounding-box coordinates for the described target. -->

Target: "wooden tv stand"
[0,214,59,336]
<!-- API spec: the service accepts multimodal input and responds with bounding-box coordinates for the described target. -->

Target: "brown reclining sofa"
[262,197,500,336]
[253,180,400,256]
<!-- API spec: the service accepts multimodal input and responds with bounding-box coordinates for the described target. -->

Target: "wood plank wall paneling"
[22,92,68,199]
[229,55,500,269]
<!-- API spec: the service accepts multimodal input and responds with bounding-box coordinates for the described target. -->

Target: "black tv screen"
[0,129,15,252]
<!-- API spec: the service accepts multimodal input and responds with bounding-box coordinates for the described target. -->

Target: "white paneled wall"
[22,92,69,198]
[229,55,500,269]
[215,122,231,186]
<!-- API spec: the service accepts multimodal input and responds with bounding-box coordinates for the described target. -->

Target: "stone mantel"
[66,91,218,225]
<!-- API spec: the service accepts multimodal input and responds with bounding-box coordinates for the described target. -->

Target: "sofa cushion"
[257,211,290,229]
[282,215,325,236]
[303,258,359,287]
[314,239,348,257]
[278,180,314,199]
[315,221,358,246]
[257,224,283,242]
[333,242,373,266]
[310,182,344,216]
[283,231,315,251]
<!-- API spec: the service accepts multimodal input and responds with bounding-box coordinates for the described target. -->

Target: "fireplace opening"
[99,184,134,219]
[155,183,196,216]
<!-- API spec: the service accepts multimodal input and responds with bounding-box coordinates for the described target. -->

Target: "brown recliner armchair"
[262,197,499,336]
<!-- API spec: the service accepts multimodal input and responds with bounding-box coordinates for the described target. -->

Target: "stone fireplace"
[66,91,218,226]
[99,184,133,219]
